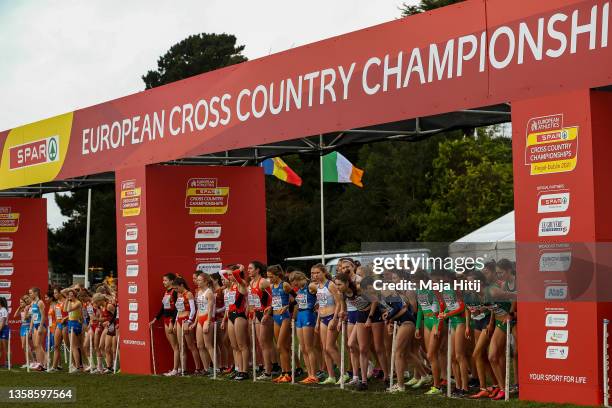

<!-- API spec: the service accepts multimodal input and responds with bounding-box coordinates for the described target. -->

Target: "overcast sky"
[0,0,417,229]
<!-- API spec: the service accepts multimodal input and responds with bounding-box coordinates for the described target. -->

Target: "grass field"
[0,369,582,408]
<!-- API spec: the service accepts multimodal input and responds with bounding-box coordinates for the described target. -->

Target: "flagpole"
[319,135,325,265]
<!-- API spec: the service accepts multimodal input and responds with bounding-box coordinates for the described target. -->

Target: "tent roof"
[455,211,515,244]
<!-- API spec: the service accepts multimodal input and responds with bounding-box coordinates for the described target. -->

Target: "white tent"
[449,211,516,262]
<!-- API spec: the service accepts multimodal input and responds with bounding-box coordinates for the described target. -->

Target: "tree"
[142,33,247,89]
[48,185,117,282]
[400,0,465,17]
[415,129,514,242]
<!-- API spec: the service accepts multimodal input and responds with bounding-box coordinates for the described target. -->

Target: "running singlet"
[31,301,42,324]
[68,302,82,322]
[228,284,246,313]
[316,281,335,308]
[345,292,371,312]
[248,278,270,311]
[175,293,190,314]
[416,290,440,316]
[215,288,225,320]
[196,289,211,314]
[271,283,289,311]
[296,285,317,310]
[47,305,56,331]
[0,307,7,326]
[441,289,464,316]
[54,303,67,321]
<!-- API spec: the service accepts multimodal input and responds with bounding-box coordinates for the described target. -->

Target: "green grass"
[0,369,582,408]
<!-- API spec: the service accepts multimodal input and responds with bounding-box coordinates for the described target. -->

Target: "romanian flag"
[322,151,364,187]
[261,157,302,186]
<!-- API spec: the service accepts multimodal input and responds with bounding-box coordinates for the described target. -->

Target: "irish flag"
[322,151,364,187]
[261,157,302,186]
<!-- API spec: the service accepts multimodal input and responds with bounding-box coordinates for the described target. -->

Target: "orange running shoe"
[470,389,491,399]
[300,376,319,384]
[277,374,292,383]
[488,387,500,399]
[272,374,284,383]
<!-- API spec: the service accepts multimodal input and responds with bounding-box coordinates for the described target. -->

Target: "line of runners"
[0,279,120,374]
[149,258,517,399]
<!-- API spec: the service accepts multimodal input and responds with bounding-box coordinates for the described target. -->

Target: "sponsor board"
[125,227,138,241]
[0,280,11,289]
[525,114,579,175]
[195,226,222,239]
[126,243,139,255]
[126,264,139,277]
[539,251,571,272]
[545,284,568,300]
[195,241,222,254]
[129,322,139,332]
[121,180,142,217]
[546,313,569,328]
[196,262,223,274]
[9,136,60,170]
[128,302,138,312]
[0,266,14,276]
[0,211,19,233]
[546,346,569,360]
[539,217,571,237]
[185,178,230,215]
[0,239,13,250]
[0,252,13,260]
[128,284,138,294]
[0,293,11,300]
[546,329,569,344]
[538,192,570,213]
[129,312,138,322]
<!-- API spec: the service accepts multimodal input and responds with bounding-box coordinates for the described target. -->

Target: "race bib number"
[248,293,261,308]
[162,294,171,309]
[271,296,282,311]
[296,293,307,309]
[175,297,185,312]
[227,291,236,306]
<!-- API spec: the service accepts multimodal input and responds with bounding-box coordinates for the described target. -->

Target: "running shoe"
[316,370,327,381]
[234,372,248,381]
[347,377,360,386]
[468,377,479,388]
[20,364,29,369]
[271,364,281,376]
[425,386,443,395]
[47,367,58,373]
[295,367,304,378]
[470,389,491,399]
[412,375,431,389]
[277,374,291,383]
[257,372,272,380]
[405,377,419,386]
[272,374,284,383]
[320,376,337,385]
[492,390,506,401]
[222,366,234,375]
[440,379,448,387]
[36,365,46,372]
[488,387,500,399]
[386,383,405,393]
[452,389,468,398]
[335,373,350,385]
[355,382,368,391]
[227,370,238,379]
[299,376,319,384]
[509,384,519,394]
[163,369,178,377]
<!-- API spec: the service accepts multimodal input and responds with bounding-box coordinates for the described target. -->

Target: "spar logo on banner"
[539,217,571,237]
[120,180,142,217]
[538,192,570,214]
[9,136,59,170]
[0,207,20,233]
[525,114,579,175]
[0,112,73,190]
[185,178,230,215]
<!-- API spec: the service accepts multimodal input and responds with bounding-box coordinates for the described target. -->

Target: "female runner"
[79,290,93,371]
[221,265,250,380]
[381,269,417,393]
[51,288,68,371]
[359,276,390,384]
[312,263,343,385]
[193,272,216,374]
[267,265,295,383]
[14,295,33,368]
[149,273,180,376]
[92,293,115,374]
[62,286,83,371]
[211,272,230,374]
[334,272,379,391]
[289,271,319,384]
[28,287,46,370]
[0,297,9,367]
[248,261,275,380]
[174,277,201,374]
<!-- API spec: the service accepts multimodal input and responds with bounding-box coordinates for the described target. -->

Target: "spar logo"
[538,192,570,214]
[9,136,60,170]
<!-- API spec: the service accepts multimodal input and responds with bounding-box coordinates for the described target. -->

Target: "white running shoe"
[411,375,431,389]
[164,369,178,377]
[405,377,419,386]
[256,372,272,380]
[347,377,360,386]
[47,367,57,373]
[387,383,405,393]
[20,364,28,369]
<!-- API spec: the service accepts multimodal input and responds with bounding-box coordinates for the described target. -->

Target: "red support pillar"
[512,89,612,405]
[116,165,267,375]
